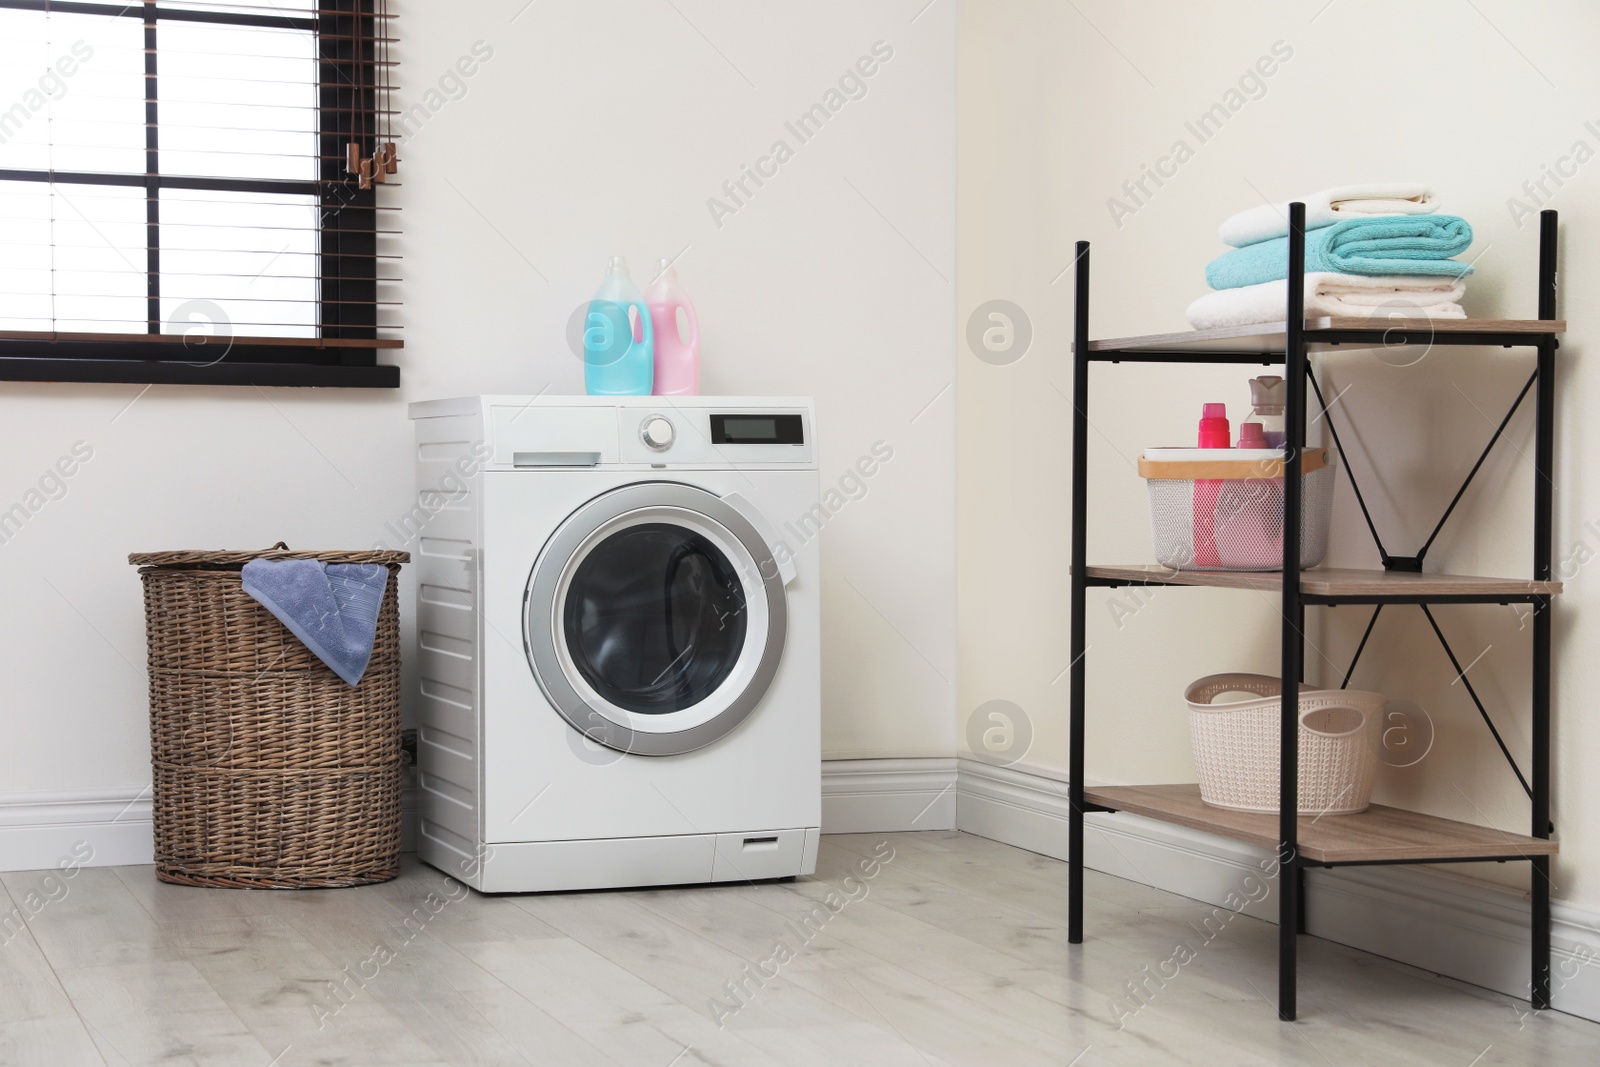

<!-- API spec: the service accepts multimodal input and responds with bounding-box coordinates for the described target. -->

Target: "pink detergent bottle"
[645,259,700,396]
[1193,403,1230,568]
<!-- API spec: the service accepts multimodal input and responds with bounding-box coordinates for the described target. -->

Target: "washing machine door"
[523,482,789,756]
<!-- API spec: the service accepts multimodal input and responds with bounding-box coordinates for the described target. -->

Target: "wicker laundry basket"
[1185,673,1386,816]
[129,545,409,888]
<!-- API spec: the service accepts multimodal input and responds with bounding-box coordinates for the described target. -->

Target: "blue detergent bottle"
[583,256,654,395]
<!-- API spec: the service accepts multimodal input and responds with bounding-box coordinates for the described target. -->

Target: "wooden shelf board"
[1083,564,1561,598]
[1079,318,1565,355]
[1084,784,1557,864]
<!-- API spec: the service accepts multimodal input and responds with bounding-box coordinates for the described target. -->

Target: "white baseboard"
[955,756,1600,1023]
[821,757,957,833]
[0,761,954,875]
[0,784,419,875]
[0,788,154,873]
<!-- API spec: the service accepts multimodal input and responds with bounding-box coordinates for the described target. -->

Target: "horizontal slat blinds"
[0,0,399,382]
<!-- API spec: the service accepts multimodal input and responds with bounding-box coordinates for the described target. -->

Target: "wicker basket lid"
[129,542,409,568]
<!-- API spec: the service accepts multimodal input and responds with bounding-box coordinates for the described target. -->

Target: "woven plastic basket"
[1185,673,1385,815]
[1139,448,1335,571]
[129,544,409,889]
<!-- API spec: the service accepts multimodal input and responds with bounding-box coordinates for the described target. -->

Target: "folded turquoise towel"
[1205,215,1473,290]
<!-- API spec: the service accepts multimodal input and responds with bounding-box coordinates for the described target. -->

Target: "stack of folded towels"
[1186,184,1474,330]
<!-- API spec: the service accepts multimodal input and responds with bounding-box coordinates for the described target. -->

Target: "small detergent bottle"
[1192,403,1230,568]
[1249,375,1287,448]
[583,256,654,396]
[644,258,700,396]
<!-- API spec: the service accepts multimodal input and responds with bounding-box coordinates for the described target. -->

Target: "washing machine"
[407,395,820,893]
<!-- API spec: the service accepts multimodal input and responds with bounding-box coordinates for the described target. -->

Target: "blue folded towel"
[1205,215,1474,290]
[241,559,389,686]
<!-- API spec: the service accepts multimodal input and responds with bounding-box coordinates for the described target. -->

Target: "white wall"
[959,0,1600,910]
[0,0,956,856]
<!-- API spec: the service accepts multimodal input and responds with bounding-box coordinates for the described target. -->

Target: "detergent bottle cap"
[607,255,630,276]
[1197,403,1231,448]
[1237,422,1268,449]
[649,257,680,289]
[1250,375,1286,415]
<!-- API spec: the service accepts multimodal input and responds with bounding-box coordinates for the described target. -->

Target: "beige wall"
[958,0,1600,908]
[0,0,956,824]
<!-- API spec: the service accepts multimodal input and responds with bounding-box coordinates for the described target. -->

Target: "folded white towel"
[1185,272,1466,331]
[1219,184,1440,248]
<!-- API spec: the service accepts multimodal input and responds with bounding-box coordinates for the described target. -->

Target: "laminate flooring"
[2,832,1595,1065]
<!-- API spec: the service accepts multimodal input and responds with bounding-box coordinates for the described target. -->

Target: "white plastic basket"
[1139,448,1335,571]
[1186,673,1385,815]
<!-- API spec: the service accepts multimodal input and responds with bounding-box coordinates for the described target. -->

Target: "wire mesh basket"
[1139,448,1335,571]
[1186,673,1385,815]
[129,545,409,889]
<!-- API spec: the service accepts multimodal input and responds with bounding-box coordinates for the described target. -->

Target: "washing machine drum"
[524,482,788,755]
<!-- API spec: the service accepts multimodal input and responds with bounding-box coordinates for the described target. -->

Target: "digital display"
[711,413,804,445]
[725,417,775,438]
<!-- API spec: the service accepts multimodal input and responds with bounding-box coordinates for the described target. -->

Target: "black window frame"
[0,0,398,387]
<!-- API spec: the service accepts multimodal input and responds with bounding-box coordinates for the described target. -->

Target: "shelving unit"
[1066,204,1564,1021]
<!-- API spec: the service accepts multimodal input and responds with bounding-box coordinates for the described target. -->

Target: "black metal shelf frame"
[1066,205,1560,1021]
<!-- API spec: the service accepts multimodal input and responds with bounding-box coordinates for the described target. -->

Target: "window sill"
[0,336,401,388]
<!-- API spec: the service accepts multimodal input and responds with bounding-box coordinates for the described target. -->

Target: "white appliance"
[408,396,821,892]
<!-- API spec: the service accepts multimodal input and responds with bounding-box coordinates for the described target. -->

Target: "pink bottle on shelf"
[1236,422,1268,449]
[1197,403,1231,448]
[645,259,700,396]
[1193,403,1229,568]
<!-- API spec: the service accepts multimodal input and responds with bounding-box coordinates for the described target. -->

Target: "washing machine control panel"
[640,415,676,451]
[475,399,815,470]
[625,409,811,468]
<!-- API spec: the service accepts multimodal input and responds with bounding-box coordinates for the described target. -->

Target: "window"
[0,0,399,387]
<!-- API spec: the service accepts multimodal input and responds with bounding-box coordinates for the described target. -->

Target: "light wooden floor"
[2,832,1596,1066]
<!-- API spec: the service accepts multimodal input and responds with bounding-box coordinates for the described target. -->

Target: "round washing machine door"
[523,482,788,756]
